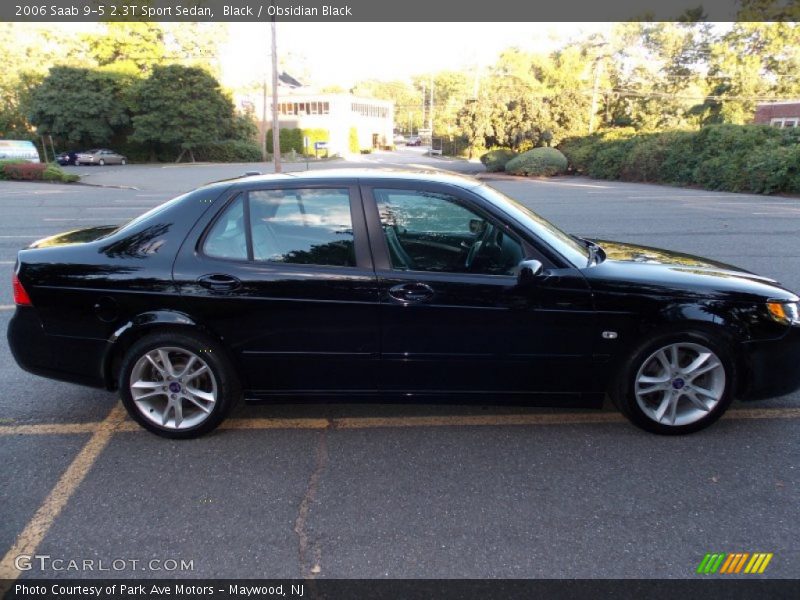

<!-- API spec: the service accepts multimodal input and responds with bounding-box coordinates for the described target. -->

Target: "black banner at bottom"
[3,579,800,600]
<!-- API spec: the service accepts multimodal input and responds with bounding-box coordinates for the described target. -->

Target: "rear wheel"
[98,159,105,166]
[119,331,240,438]
[612,330,735,435]
[121,158,127,165]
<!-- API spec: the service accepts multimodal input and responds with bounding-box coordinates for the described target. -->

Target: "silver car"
[75,148,127,166]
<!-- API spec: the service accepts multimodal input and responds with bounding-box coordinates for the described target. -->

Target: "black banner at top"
[2,0,800,22]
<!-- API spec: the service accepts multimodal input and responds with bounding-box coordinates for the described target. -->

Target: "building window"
[322,102,330,114]
[311,102,318,115]
[770,117,799,128]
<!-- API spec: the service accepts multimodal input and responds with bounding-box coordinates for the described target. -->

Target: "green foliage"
[42,163,79,182]
[265,128,329,155]
[479,148,517,172]
[348,127,359,154]
[2,162,46,180]
[505,147,568,177]
[193,140,262,163]
[130,65,234,157]
[28,67,132,146]
[1,160,77,182]
[0,159,25,180]
[559,124,800,194]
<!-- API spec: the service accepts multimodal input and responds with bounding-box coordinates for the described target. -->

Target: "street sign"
[314,141,328,150]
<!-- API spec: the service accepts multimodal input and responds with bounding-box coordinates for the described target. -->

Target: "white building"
[240,91,394,156]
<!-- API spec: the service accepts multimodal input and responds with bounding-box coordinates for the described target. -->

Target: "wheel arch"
[102,310,246,391]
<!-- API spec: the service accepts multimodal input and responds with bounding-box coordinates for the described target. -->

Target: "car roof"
[228,168,483,190]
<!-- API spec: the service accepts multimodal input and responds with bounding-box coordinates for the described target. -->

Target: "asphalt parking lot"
[1,152,799,581]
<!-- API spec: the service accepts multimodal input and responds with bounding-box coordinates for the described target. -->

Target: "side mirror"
[517,259,544,285]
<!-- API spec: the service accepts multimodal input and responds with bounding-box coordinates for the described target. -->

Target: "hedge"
[480,148,517,172]
[193,140,262,163]
[505,147,568,177]
[1,161,78,182]
[559,124,800,194]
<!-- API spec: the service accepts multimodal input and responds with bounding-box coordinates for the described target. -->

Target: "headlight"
[767,301,800,325]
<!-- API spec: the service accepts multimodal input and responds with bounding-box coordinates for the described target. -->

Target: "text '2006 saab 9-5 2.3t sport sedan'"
[8,170,800,438]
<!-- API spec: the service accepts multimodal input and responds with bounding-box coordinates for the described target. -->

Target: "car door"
[361,181,597,399]
[173,181,380,396]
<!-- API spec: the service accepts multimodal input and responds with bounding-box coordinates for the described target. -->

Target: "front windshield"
[476,184,590,267]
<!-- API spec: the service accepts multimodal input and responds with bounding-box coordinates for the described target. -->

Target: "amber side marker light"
[12,272,32,306]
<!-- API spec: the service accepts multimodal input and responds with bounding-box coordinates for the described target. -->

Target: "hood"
[585,240,798,302]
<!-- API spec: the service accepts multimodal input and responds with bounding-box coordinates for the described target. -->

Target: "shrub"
[0,160,26,180]
[193,140,262,162]
[348,127,359,153]
[479,148,517,172]
[558,124,800,195]
[42,163,79,183]
[505,147,568,177]
[1,161,77,182]
[2,162,47,180]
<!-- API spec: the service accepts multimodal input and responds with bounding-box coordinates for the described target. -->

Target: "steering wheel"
[464,222,496,269]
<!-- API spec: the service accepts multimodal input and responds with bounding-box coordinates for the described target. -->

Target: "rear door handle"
[197,273,242,292]
[388,282,434,303]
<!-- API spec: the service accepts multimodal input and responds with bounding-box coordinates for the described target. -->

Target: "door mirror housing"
[517,259,544,285]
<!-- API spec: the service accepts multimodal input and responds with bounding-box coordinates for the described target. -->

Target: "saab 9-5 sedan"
[8,170,800,437]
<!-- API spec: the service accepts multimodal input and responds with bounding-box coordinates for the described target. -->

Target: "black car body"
[8,170,800,437]
[56,151,79,166]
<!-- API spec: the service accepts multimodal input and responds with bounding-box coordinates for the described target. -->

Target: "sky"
[219,22,613,89]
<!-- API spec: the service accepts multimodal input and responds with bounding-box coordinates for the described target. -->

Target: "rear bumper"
[740,325,800,400]
[7,307,108,389]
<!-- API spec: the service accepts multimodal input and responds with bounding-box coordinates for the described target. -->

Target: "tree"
[130,65,236,161]
[28,67,131,146]
[83,23,168,76]
[456,99,494,158]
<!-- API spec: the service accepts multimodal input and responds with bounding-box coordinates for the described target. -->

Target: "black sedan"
[8,170,800,438]
[56,151,79,166]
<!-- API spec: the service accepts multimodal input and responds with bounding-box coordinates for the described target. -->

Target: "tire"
[121,158,127,165]
[611,329,735,435]
[98,159,105,166]
[118,331,241,438]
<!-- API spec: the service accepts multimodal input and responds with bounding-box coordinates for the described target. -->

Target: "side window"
[203,195,247,260]
[374,188,524,275]
[249,188,355,267]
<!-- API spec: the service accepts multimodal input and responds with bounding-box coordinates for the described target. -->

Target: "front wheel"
[119,331,240,438]
[98,159,105,166]
[612,331,735,435]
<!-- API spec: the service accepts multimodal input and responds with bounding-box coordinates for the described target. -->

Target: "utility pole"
[588,57,603,134]
[271,15,281,173]
[429,75,434,153]
[421,81,426,135]
[261,78,268,162]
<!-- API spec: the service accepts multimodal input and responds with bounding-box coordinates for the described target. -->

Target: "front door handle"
[388,282,434,303]
[197,273,242,292]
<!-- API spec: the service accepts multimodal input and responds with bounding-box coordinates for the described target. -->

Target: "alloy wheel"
[129,346,217,430]
[634,342,726,427]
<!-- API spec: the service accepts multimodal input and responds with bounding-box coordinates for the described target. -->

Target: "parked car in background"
[7,170,800,438]
[56,151,80,166]
[75,149,127,166]
[393,134,406,145]
[406,135,422,146]
[0,140,40,163]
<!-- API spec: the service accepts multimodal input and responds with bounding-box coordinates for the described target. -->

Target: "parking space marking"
[3,407,799,438]
[0,305,15,311]
[0,422,98,436]
[0,403,126,581]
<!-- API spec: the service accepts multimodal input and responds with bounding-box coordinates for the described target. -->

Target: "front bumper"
[740,324,800,400]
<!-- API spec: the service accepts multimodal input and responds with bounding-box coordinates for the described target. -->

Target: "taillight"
[12,272,32,306]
